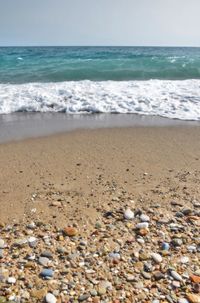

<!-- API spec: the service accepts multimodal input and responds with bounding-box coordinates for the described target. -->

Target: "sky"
[0,0,200,47]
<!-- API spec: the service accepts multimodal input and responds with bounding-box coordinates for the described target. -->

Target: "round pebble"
[124,208,134,220]
[45,293,57,303]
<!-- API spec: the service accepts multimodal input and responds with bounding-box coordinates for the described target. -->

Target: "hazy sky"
[0,0,200,46]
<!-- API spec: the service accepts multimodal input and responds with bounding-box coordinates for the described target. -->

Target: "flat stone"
[141,271,151,279]
[136,222,149,229]
[41,251,53,259]
[39,257,50,267]
[126,274,135,282]
[78,294,90,301]
[40,269,54,278]
[178,299,189,303]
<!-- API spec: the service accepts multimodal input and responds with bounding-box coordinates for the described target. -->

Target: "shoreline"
[0,112,200,144]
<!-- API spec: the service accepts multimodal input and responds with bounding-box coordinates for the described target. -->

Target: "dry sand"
[0,126,200,226]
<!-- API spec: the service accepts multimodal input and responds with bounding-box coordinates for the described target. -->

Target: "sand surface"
[0,126,200,227]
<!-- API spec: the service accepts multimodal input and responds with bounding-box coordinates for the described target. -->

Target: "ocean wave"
[0,80,200,120]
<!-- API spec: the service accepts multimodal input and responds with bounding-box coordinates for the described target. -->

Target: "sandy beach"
[0,125,200,225]
[0,126,200,302]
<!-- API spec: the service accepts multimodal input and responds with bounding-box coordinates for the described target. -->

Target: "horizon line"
[0,45,200,48]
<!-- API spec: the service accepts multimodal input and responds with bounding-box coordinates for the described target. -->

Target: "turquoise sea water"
[0,47,200,120]
[0,46,200,83]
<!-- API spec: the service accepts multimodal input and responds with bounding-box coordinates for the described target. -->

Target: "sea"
[0,46,200,120]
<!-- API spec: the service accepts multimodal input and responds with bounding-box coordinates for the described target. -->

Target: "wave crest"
[0,80,200,120]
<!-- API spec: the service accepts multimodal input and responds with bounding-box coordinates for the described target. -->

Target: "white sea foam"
[0,80,200,120]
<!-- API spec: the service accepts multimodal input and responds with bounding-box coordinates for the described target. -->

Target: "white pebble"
[140,214,150,222]
[0,239,5,248]
[179,256,189,264]
[46,293,57,303]
[151,253,162,263]
[171,271,182,281]
[124,209,134,220]
[7,277,16,284]
[136,222,149,229]
[178,299,189,303]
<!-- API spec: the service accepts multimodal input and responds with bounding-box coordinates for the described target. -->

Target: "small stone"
[0,239,5,249]
[186,293,200,303]
[180,256,190,264]
[63,227,78,237]
[161,242,170,251]
[78,294,90,301]
[171,271,182,281]
[154,271,165,280]
[126,274,135,282]
[41,251,53,259]
[40,269,54,278]
[27,222,36,229]
[39,257,51,267]
[134,281,144,289]
[178,299,189,303]
[124,209,134,220]
[98,287,106,296]
[28,236,37,248]
[190,275,200,283]
[141,271,151,279]
[151,253,162,263]
[172,281,181,288]
[31,288,47,300]
[140,214,150,222]
[171,238,183,247]
[137,228,149,236]
[7,277,16,284]
[45,293,57,303]
[136,222,149,229]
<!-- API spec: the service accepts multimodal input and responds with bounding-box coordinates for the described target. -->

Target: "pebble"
[140,214,150,222]
[161,242,170,251]
[178,299,189,303]
[7,277,16,284]
[186,294,200,303]
[0,239,5,249]
[136,222,149,229]
[39,257,51,267]
[151,252,162,263]
[0,193,199,303]
[180,256,190,264]
[41,251,53,259]
[124,208,134,220]
[40,269,54,278]
[45,293,57,303]
[126,274,135,282]
[63,226,78,237]
[171,270,182,281]
[78,294,90,301]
